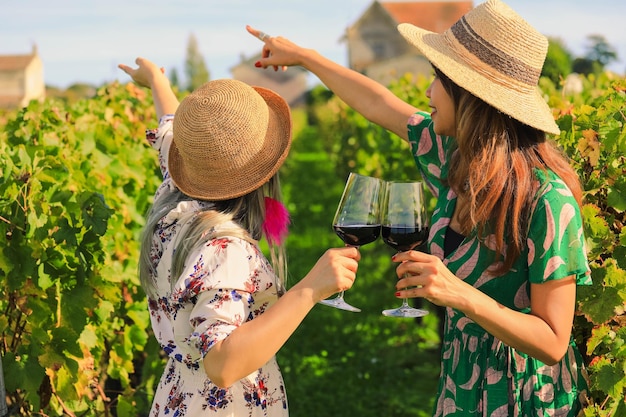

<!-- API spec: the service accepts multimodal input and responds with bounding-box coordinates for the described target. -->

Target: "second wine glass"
[381,181,430,318]
[319,173,382,312]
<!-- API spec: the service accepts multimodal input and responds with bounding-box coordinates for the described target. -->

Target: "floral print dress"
[143,115,288,417]
[407,112,591,416]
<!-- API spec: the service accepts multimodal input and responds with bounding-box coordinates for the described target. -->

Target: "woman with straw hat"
[248,0,590,414]
[118,57,360,416]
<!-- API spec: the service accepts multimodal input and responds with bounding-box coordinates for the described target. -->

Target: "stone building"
[0,45,45,109]
[344,1,473,85]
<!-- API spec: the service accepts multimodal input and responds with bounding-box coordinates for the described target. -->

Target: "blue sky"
[2,0,625,89]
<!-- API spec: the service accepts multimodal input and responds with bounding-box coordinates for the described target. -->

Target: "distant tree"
[48,82,97,103]
[542,37,573,85]
[571,57,599,76]
[170,67,181,89]
[184,33,210,91]
[573,34,618,75]
[584,34,618,67]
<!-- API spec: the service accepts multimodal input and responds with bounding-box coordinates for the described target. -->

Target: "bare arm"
[394,251,577,364]
[118,57,179,118]
[203,246,360,388]
[246,25,419,141]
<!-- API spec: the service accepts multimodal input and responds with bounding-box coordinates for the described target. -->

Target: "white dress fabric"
[144,115,288,417]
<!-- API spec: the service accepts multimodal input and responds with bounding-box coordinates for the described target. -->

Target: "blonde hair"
[139,175,287,298]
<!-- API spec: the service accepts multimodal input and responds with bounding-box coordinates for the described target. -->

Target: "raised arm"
[246,25,419,141]
[118,57,179,119]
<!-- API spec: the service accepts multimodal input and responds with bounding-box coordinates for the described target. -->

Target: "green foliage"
[184,33,210,91]
[0,71,624,416]
[543,37,573,85]
[583,34,619,68]
[551,73,626,415]
[169,67,181,90]
[568,34,620,77]
[0,83,164,415]
[572,58,603,77]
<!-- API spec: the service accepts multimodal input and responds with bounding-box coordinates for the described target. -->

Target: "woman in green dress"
[247,0,590,415]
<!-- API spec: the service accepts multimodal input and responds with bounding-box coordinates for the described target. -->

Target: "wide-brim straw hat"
[169,79,292,200]
[398,0,559,135]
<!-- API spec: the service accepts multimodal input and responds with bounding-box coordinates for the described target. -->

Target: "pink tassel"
[263,197,290,245]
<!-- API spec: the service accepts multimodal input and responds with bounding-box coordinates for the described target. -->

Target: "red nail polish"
[254,61,262,68]
[395,292,401,297]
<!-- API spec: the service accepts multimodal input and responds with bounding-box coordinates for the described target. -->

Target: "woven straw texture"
[168,79,292,200]
[398,0,559,135]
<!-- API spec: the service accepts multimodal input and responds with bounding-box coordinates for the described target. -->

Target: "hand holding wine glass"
[319,173,382,312]
[381,181,430,318]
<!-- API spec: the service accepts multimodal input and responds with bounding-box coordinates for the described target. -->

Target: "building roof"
[0,55,35,71]
[380,1,473,33]
[0,46,38,71]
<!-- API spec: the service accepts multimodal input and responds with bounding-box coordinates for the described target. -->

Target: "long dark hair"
[433,66,583,274]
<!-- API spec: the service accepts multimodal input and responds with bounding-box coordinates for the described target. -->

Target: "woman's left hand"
[118,57,166,89]
[392,250,470,310]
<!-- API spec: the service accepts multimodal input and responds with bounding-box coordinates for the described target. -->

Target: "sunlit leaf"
[607,178,626,212]
[589,356,626,400]
[579,265,624,324]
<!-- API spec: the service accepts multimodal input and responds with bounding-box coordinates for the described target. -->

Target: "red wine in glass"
[381,226,429,252]
[319,173,382,312]
[381,181,430,318]
[334,224,381,247]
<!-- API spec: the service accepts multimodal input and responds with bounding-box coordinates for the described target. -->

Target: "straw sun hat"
[168,79,292,200]
[398,0,560,135]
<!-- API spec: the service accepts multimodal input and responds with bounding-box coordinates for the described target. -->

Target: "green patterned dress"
[407,112,591,416]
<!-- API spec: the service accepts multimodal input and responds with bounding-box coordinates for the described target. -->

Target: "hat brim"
[168,85,292,200]
[398,23,560,135]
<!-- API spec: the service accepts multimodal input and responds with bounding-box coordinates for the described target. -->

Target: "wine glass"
[381,181,430,318]
[319,173,383,312]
